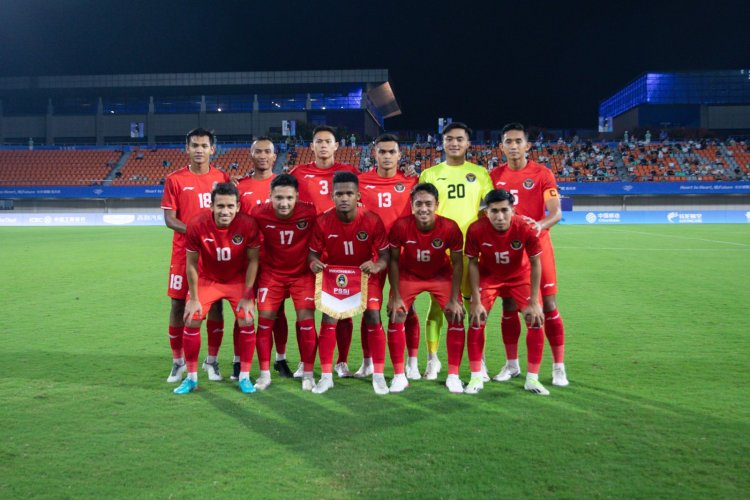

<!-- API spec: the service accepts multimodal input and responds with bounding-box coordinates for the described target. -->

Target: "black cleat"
[230,361,241,381]
[274,359,294,378]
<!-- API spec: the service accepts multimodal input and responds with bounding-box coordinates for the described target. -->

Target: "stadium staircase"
[274,149,287,174]
[103,150,131,185]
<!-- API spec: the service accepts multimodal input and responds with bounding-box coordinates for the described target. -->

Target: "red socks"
[297,319,318,372]
[446,322,465,375]
[335,318,353,364]
[501,312,521,360]
[467,324,485,373]
[405,308,421,357]
[238,324,256,373]
[256,317,275,371]
[168,325,183,359]
[319,322,337,373]
[273,309,288,355]
[366,323,386,373]
[526,324,544,374]
[206,319,224,357]
[360,317,371,358]
[544,309,565,363]
[387,322,406,374]
[182,326,201,372]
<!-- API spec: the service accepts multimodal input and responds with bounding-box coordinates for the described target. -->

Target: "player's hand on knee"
[237,299,256,322]
[183,299,202,323]
[469,303,487,327]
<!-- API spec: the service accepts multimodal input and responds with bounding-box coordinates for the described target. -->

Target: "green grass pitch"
[1,224,749,497]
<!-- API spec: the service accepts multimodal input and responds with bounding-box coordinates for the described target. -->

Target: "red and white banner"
[315,265,368,319]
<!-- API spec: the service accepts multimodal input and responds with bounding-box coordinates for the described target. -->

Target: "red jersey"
[389,214,463,281]
[251,201,317,277]
[358,170,417,232]
[161,166,230,250]
[490,160,559,225]
[464,216,542,288]
[309,207,388,266]
[290,161,359,214]
[237,175,275,214]
[185,212,261,284]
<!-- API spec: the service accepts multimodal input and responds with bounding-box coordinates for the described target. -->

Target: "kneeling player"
[466,189,548,395]
[252,174,319,391]
[387,183,465,393]
[175,183,261,395]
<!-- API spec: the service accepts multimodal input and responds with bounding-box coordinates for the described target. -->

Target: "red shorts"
[186,278,246,321]
[365,272,384,311]
[539,235,558,296]
[397,276,457,310]
[480,282,531,312]
[167,247,188,300]
[257,271,315,312]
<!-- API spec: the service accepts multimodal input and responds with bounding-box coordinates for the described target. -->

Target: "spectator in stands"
[350,133,356,147]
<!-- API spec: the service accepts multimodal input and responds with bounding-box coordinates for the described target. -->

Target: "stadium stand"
[0,149,121,186]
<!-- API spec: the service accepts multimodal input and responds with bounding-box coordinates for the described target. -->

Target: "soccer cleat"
[480,359,491,383]
[389,374,409,393]
[405,359,421,380]
[254,374,272,391]
[292,362,304,379]
[353,361,373,378]
[493,363,522,382]
[445,375,464,394]
[335,362,354,378]
[230,361,240,381]
[464,377,484,395]
[166,362,186,383]
[238,378,256,394]
[423,358,442,380]
[202,359,223,381]
[524,378,550,396]
[312,377,334,394]
[173,378,197,394]
[274,359,294,378]
[372,374,390,395]
[552,365,569,387]
[301,376,315,391]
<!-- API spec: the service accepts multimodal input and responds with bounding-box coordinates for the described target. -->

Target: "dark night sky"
[0,0,748,130]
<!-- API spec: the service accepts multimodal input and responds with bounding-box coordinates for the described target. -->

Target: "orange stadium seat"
[0,150,121,186]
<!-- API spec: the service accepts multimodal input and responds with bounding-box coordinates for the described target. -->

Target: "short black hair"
[270,173,298,191]
[251,136,275,151]
[484,189,515,207]
[410,182,439,202]
[211,182,239,203]
[186,127,216,146]
[312,125,337,140]
[374,133,400,146]
[332,171,359,187]
[501,122,528,139]
[442,122,472,139]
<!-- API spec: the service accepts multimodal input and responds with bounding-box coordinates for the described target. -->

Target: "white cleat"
[312,377,334,394]
[493,362,522,382]
[423,358,442,380]
[353,359,373,378]
[335,362,354,378]
[389,374,409,393]
[292,362,304,379]
[202,359,223,381]
[372,374,390,395]
[254,374,272,391]
[166,362,186,383]
[405,358,422,380]
[480,359,491,383]
[464,377,484,394]
[524,378,550,396]
[445,374,464,394]
[552,365,569,387]
[301,376,315,392]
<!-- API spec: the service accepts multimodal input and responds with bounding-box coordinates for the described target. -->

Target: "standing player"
[161,128,229,383]
[290,125,360,378]
[308,172,390,395]
[387,183,465,393]
[251,174,318,391]
[355,133,420,379]
[418,122,493,380]
[237,137,292,379]
[491,123,568,387]
[465,189,548,395]
[175,183,261,394]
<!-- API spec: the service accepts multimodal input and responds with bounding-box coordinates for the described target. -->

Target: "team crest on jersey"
[296,219,309,230]
[466,173,476,183]
[394,182,405,192]
[523,178,535,190]
[232,234,244,245]
[431,238,444,249]
[336,274,348,288]
[510,239,523,250]
[356,231,369,241]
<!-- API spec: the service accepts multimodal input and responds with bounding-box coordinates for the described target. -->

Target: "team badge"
[356,231,369,241]
[232,234,244,245]
[431,238,444,249]
[296,220,309,230]
[523,178,535,190]
[510,239,523,250]
[466,173,476,182]
[394,182,405,192]
[336,274,348,288]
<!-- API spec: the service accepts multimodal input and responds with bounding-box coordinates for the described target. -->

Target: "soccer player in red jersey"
[161,128,229,384]
[465,189,548,395]
[251,174,319,391]
[290,125,361,378]
[387,183,465,393]
[490,123,569,387]
[355,134,421,379]
[308,172,390,395]
[237,137,292,379]
[174,182,261,394]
